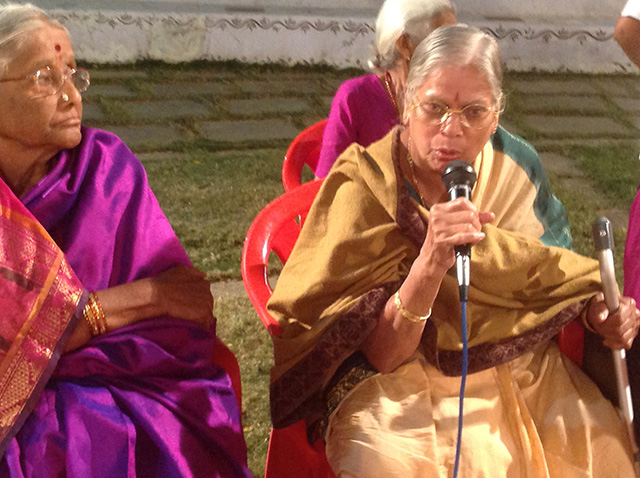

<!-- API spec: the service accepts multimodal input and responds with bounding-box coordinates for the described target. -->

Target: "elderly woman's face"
[0,25,82,156]
[407,64,498,176]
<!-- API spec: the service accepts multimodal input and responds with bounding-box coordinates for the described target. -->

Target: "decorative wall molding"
[51,9,636,73]
[483,26,613,43]
[203,17,374,36]
[52,11,375,35]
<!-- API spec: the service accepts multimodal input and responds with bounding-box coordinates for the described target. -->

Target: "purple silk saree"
[0,127,252,477]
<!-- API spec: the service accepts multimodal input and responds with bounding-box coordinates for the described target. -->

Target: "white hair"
[0,2,67,77]
[368,0,456,72]
[404,24,504,116]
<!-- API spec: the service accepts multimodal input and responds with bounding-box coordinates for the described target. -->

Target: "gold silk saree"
[268,127,634,476]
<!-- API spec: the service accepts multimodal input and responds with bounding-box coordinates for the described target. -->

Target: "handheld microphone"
[592,217,640,472]
[442,160,477,301]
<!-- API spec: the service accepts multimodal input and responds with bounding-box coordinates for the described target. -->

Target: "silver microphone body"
[442,161,477,301]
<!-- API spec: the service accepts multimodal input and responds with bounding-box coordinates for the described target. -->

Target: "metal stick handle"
[593,217,640,473]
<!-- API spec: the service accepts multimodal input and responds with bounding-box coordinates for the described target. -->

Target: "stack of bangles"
[83,292,107,336]
[393,290,432,323]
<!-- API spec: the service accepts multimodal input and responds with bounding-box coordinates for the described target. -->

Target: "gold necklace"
[406,136,428,207]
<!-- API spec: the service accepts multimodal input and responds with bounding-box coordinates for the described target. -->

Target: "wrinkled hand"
[152,265,215,329]
[420,197,495,273]
[586,292,640,349]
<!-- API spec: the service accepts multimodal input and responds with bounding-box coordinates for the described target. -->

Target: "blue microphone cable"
[452,299,469,478]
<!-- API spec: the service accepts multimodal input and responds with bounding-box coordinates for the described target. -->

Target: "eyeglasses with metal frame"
[410,100,496,129]
[0,66,90,98]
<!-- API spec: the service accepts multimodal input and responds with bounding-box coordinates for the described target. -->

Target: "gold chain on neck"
[383,71,400,118]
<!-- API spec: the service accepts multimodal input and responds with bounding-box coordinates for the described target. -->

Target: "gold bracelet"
[393,291,431,323]
[83,292,107,336]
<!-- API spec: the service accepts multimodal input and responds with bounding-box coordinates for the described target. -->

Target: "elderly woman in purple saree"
[0,4,251,477]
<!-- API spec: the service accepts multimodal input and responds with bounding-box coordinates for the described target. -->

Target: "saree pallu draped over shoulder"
[267,127,635,475]
[0,180,85,455]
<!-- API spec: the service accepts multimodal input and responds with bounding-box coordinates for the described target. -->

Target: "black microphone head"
[442,160,477,199]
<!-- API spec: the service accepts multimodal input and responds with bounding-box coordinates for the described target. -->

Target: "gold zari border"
[0,205,83,442]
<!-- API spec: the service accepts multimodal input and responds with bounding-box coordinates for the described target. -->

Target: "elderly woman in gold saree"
[267,25,640,477]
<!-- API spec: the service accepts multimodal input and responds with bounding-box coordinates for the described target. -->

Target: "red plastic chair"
[282,119,327,193]
[557,320,585,366]
[213,338,243,409]
[241,180,335,478]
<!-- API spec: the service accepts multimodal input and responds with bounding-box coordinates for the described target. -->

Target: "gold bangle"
[91,293,107,334]
[393,291,431,323]
[83,292,107,336]
[83,298,99,336]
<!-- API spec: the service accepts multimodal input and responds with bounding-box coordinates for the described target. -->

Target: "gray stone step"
[198,119,301,142]
[525,115,637,138]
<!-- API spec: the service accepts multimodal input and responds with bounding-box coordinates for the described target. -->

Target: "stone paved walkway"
[83,67,640,153]
[79,65,640,297]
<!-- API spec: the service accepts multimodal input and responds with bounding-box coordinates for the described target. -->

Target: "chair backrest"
[241,179,335,478]
[282,119,327,193]
[241,179,323,336]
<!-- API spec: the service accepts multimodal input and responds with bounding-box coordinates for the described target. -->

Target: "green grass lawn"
[547,142,639,282]
[143,148,285,279]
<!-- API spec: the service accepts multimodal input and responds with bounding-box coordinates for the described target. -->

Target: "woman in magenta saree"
[0,4,251,477]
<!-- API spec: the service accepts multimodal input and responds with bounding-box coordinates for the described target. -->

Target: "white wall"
[456,0,622,22]
[32,0,637,72]
[117,0,624,21]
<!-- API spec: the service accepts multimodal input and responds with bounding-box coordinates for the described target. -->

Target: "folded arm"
[64,265,214,351]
